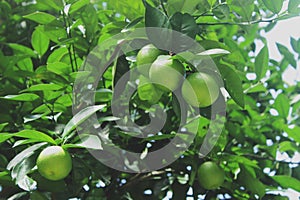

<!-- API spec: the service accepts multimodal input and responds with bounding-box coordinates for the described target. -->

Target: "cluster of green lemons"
[33,45,224,191]
[136,44,220,108]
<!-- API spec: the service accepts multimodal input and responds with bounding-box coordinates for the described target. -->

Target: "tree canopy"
[0,0,300,199]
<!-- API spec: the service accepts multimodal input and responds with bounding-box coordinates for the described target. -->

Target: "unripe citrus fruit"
[149,55,185,91]
[181,72,219,107]
[197,161,225,190]
[36,146,72,181]
[136,44,163,76]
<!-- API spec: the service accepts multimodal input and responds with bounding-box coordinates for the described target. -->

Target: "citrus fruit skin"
[36,146,72,181]
[149,55,185,91]
[136,44,163,76]
[181,72,219,107]
[197,161,225,190]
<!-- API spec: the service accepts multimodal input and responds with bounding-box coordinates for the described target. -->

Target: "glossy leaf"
[62,105,106,138]
[1,93,40,102]
[14,130,56,144]
[7,143,47,170]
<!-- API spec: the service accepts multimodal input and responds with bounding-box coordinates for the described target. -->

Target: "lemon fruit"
[197,161,225,190]
[181,72,219,107]
[149,55,185,92]
[36,146,72,181]
[136,44,163,76]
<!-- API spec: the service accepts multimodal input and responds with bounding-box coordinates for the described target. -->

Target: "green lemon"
[149,55,185,92]
[181,72,219,107]
[136,44,163,76]
[197,161,225,190]
[137,75,163,104]
[36,146,72,181]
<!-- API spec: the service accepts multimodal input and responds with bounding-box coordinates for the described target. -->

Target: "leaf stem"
[160,0,168,17]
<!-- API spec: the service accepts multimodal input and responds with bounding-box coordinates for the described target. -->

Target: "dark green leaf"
[290,37,300,53]
[276,43,297,68]
[218,64,245,108]
[143,0,172,49]
[170,12,198,39]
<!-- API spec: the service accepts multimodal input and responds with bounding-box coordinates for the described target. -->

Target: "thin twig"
[160,0,168,17]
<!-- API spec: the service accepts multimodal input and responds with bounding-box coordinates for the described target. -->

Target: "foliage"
[0,0,300,199]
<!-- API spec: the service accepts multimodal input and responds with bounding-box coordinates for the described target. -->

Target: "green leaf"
[22,83,63,92]
[272,175,300,192]
[274,93,290,118]
[170,12,198,39]
[255,46,269,80]
[207,0,217,7]
[62,105,106,138]
[63,135,102,150]
[69,0,89,14]
[229,0,254,22]
[213,4,231,20]
[262,0,284,14]
[218,64,245,108]
[23,11,56,24]
[279,141,298,153]
[290,37,300,53]
[14,130,56,144]
[0,123,9,132]
[7,142,47,170]
[1,93,40,101]
[31,29,49,57]
[8,43,36,57]
[143,0,172,49]
[197,48,230,56]
[237,165,266,197]
[283,125,300,143]
[47,47,69,63]
[288,0,300,13]
[276,43,297,68]
[95,89,113,103]
[109,0,144,20]
[167,0,206,15]
[37,0,64,11]
[0,133,13,144]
